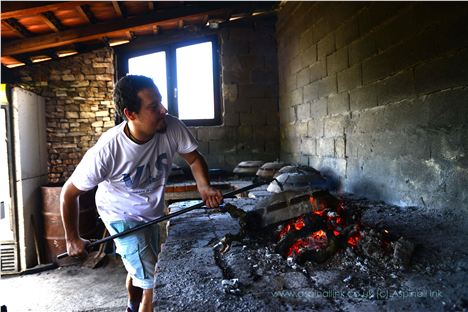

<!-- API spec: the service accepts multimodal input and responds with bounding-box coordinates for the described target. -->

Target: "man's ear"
[123,108,136,120]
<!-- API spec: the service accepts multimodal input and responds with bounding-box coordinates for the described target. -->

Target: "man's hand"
[66,237,90,258]
[199,186,223,208]
[180,150,223,208]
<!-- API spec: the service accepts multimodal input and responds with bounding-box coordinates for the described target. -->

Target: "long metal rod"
[57,179,269,259]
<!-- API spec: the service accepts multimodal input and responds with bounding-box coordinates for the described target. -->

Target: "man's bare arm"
[60,180,90,257]
[179,150,222,208]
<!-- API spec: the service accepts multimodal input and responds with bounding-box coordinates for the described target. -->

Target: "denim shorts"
[105,220,160,289]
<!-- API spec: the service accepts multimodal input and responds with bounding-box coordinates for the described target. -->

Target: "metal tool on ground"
[57,179,277,259]
[82,228,108,268]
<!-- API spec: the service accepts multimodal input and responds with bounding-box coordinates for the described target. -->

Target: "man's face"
[133,87,168,134]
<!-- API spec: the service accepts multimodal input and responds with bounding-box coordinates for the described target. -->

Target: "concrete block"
[208,127,237,141]
[284,73,297,92]
[297,102,311,121]
[289,55,303,75]
[299,27,315,52]
[251,70,271,84]
[326,48,349,75]
[349,84,378,111]
[238,84,261,99]
[382,98,428,131]
[414,49,468,94]
[318,75,337,98]
[358,3,406,35]
[353,106,386,134]
[222,68,250,84]
[372,5,419,52]
[300,137,316,155]
[237,125,255,141]
[324,115,347,137]
[430,127,468,164]
[282,137,302,155]
[223,112,240,126]
[349,35,377,65]
[377,69,415,106]
[289,106,297,123]
[291,88,303,106]
[362,52,393,84]
[227,98,251,113]
[304,81,319,103]
[311,98,328,118]
[338,64,362,92]
[309,61,327,83]
[328,92,349,115]
[317,33,335,60]
[317,137,335,157]
[308,118,324,138]
[296,121,308,137]
[335,16,360,49]
[424,88,468,128]
[301,45,317,68]
[297,67,310,88]
[335,137,346,158]
[240,111,266,126]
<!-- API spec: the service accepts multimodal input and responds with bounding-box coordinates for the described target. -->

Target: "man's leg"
[126,274,142,312]
[139,289,153,312]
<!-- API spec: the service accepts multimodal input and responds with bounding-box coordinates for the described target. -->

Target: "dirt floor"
[0,256,128,312]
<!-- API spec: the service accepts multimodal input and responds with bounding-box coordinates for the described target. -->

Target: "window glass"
[128,51,168,109]
[176,42,214,120]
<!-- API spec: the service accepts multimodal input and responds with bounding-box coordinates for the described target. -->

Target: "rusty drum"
[41,185,98,264]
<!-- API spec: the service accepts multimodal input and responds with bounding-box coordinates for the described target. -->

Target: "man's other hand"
[199,186,223,208]
[66,237,90,259]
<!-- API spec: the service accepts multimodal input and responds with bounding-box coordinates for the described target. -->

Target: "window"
[124,37,221,126]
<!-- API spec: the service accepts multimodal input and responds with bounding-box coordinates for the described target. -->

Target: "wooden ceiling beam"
[75,5,97,24]
[112,1,126,18]
[1,20,26,39]
[1,1,94,20]
[40,11,66,32]
[2,5,230,56]
[4,18,33,38]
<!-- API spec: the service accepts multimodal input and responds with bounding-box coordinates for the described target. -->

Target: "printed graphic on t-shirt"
[120,153,170,193]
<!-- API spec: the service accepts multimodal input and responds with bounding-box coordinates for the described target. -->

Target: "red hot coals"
[274,191,362,265]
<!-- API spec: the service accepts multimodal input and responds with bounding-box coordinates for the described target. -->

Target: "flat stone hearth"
[154,193,467,311]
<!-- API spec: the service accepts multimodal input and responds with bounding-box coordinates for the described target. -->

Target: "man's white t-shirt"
[70,115,198,223]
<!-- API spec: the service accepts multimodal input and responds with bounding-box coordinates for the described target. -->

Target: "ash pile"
[154,164,467,311]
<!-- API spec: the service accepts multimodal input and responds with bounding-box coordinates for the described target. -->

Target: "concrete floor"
[0,256,128,312]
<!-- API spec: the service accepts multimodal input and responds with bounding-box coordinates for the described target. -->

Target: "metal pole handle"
[57,179,269,259]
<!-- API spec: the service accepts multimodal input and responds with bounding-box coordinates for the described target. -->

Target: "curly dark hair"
[113,75,157,119]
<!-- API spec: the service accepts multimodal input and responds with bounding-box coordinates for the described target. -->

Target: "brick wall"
[277,3,468,217]
[185,18,280,169]
[15,48,115,183]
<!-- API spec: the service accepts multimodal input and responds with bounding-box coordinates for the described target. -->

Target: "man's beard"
[156,119,167,133]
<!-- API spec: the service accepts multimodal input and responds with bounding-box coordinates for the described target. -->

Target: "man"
[61,75,223,312]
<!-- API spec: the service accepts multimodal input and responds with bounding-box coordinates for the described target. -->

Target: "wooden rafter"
[152,25,160,35]
[1,1,93,20]
[4,18,33,38]
[40,11,66,32]
[75,5,97,24]
[1,20,26,39]
[112,1,125,18]
[2,5,229,56]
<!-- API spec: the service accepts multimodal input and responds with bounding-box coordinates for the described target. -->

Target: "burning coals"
[215,190,414,270]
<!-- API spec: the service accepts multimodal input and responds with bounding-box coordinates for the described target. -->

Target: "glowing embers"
[274,193,362,264]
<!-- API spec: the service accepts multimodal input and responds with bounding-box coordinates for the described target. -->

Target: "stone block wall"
[15,48,115,183]
[185,18,280,169]
[277,3,468,217]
